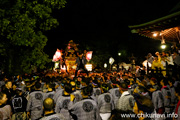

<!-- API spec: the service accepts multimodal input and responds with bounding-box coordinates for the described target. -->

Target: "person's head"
[134,85,147,94]
[119,82,128,93]
[34,81,41,90]
[168,78,174,87]
[46,82,52,88]
[46,82,54,91]
[137,78,147,87]
[79,53,83,58]
[111,78,118,88]
[162,51,166,56]
[173,51,178,56]
[70,80,76,92]
[5,80,12,89]
[160,77,168,87]
[155,52,159,56]
[150,78,157,86]
[12,83,17,91]
[124,79,130,86]
[81,77,90,86]
[136,76,143,84]
[0,92,8,105]
[148,53,152,58]
[43,98,55,112]
[101,83,109,93]
[75,81,81,89]
[16,86,22,94]
[81,85,93,97]
[92,79,99,88]
[147,85,156,93]
[64,83,72,94]
[61,79,67,88]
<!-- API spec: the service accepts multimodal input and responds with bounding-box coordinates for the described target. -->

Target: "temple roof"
[128,4,180,43]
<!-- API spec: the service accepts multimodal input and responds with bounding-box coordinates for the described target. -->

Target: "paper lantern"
[86,51,93,61]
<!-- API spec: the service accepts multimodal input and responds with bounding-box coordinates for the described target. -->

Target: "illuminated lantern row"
[52,49,62,62]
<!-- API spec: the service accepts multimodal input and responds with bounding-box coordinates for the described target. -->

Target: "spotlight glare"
[153,33,158,37]
[161,44,166,49]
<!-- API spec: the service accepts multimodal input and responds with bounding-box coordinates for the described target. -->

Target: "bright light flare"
[153,33,158,37]
[55,50,61,58]
[161,44,166,49]
[104,63,107,68]
[109,57,115,65]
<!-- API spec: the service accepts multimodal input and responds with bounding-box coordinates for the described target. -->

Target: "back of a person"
[117,91,134,111]
[93,87,101,97]
[55,85,62,92]
[72,90,82,103]
[152,90,164,111]
[98,92,114,113]
[133,93,154,115]
[12,94,27,113]
[161,86,171,113]
[109,88,120,108]
[40,113,65,120]
[169,86,178,106]
[55,95,71,120]
[0,105,11,120]
[69,98,101,120]
[11,94,27,120]
[53,89,64,104]
[174,54,180,66]
[27,90,44,120]
[161,87,171,107]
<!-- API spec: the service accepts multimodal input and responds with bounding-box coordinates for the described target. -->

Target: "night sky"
[44,0,179,63]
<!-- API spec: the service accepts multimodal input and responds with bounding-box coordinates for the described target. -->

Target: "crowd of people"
[0,46,180,120]
[146,45,180,76]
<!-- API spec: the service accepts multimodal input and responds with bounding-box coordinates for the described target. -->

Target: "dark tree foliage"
[0,0,66,75]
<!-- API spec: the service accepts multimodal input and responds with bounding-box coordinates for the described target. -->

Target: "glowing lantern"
[161,44,166,49]
[118,53,121,56]
[53,55,58,62]
[104,63,107,68]
[86,51,93,61]
[85,64,92,71]
[52,49,62,62]
[55,49,61,58]
[109,57,115,65]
